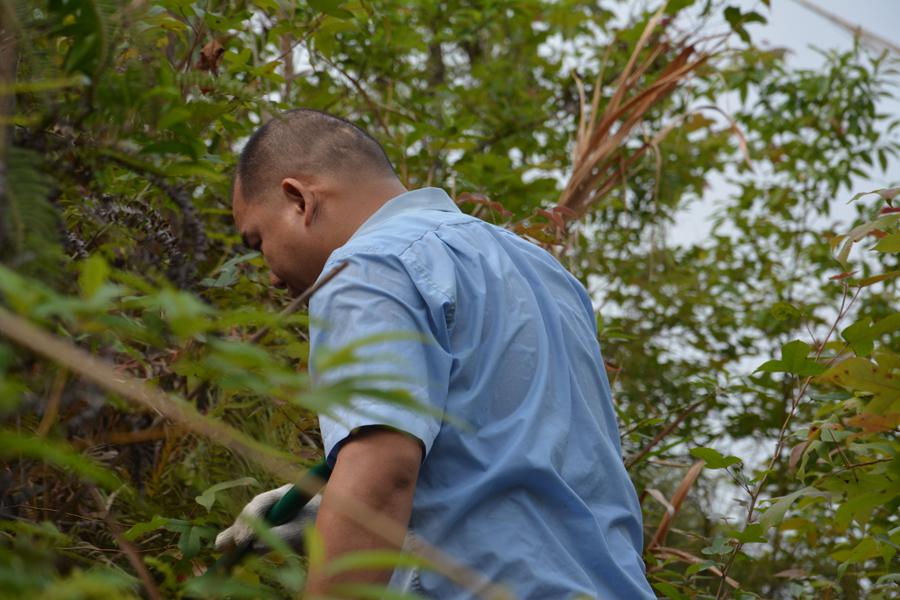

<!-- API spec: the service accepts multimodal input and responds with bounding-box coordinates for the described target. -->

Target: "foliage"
[0,0,898,598]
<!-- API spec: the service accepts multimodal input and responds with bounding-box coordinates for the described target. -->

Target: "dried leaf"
[646,488,676,515]
[844,412,900,433]
[775,568,809,579]
[197,39,225,74]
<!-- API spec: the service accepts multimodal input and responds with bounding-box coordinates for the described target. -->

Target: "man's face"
[232,178,326,294]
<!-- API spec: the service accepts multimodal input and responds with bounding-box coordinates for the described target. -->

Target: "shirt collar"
[350,187,461,241]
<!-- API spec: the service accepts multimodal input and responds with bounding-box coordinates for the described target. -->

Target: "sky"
[669,0,900,245]
[656,1,900,509]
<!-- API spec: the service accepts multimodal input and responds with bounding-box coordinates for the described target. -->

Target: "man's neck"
[338,178,408,242]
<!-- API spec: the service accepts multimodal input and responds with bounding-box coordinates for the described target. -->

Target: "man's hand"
[215,484,321,553]
[307,426,423,596]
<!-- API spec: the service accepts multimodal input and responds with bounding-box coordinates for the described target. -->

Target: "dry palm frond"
[647,459,705,551]
[558,5,712,218]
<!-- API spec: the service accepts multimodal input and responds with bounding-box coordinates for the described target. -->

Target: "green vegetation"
[0,0,898,598]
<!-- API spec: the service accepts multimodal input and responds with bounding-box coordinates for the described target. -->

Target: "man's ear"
[281,177,318,227]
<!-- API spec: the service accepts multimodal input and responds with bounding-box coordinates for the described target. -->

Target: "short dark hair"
[236,109,396,200]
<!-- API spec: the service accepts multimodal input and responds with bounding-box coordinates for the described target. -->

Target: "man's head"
[232,109,405,293]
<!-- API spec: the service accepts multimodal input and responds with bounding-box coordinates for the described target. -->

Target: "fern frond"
[2,147,63,273]
[88,0,121,76]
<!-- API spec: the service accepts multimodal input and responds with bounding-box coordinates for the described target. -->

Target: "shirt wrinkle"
[311,187,654,600]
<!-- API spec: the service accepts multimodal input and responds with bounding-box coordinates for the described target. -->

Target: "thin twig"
[833,458,892,473]
[714,283,861,599]
[791,0,900,55]
[89,486,162,600]
[626,398,705,470]
[248,261,349,344]
[650,545,739,589]
[36,368,67,437]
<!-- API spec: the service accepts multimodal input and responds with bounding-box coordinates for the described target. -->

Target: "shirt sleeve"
[308,252,453,468]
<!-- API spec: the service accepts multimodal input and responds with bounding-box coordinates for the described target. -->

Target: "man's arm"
[306,426,423,597]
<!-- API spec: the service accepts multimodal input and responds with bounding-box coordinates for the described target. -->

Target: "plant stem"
[715,284,860,599]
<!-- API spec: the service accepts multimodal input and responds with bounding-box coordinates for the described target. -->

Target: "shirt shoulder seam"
[330,221,462,328]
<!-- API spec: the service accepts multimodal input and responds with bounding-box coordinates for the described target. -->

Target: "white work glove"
[214,484,321,554]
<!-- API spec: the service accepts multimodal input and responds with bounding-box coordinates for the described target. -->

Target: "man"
[217,109,654,599]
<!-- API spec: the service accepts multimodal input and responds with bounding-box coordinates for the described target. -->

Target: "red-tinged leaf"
[788,441,810,473]
[458,193,513,217]
[487,201,513,217]
[555,206,578,220]
[829,271,856,281]
[457,192,489,204]
[880,206,900,214]
[537,209,565,231]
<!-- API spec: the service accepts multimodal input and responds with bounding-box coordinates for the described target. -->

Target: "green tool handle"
[267,461,332,525]
[209,460,333,574]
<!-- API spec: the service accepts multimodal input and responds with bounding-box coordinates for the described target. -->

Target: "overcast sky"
[669,0,900,245]
[669,1,900,494]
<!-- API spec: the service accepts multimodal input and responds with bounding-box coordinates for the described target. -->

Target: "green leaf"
[872,313,900,336]
[664,0,697,14]
[756,359,786,373]
[200,251,260,288]
[723,6,741,27]
[685,560,717,575]
[858,269,900,287]
[690,447,742,469]
[195,477,259,512]
[177,525,215,559]
[324,550,435,578]
[652,582,687,600]
[158,107,192,130]
[873,232,900,253]
[833,537,881,566]
[771,301,801,321]
[304,523,326,573]
[701,535,732,556]
[834,484,900,528]
[78,255,110,300]
[731,523,767,544]
[756,340,826,376]
[841,318,875,357]
[251,0,281,12]
[309,0,354,19]
[759,487,830,530]
[124,515,170,540]
[781,340,811,373]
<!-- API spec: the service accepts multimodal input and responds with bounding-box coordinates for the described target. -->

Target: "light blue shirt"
[309,188,653,599]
